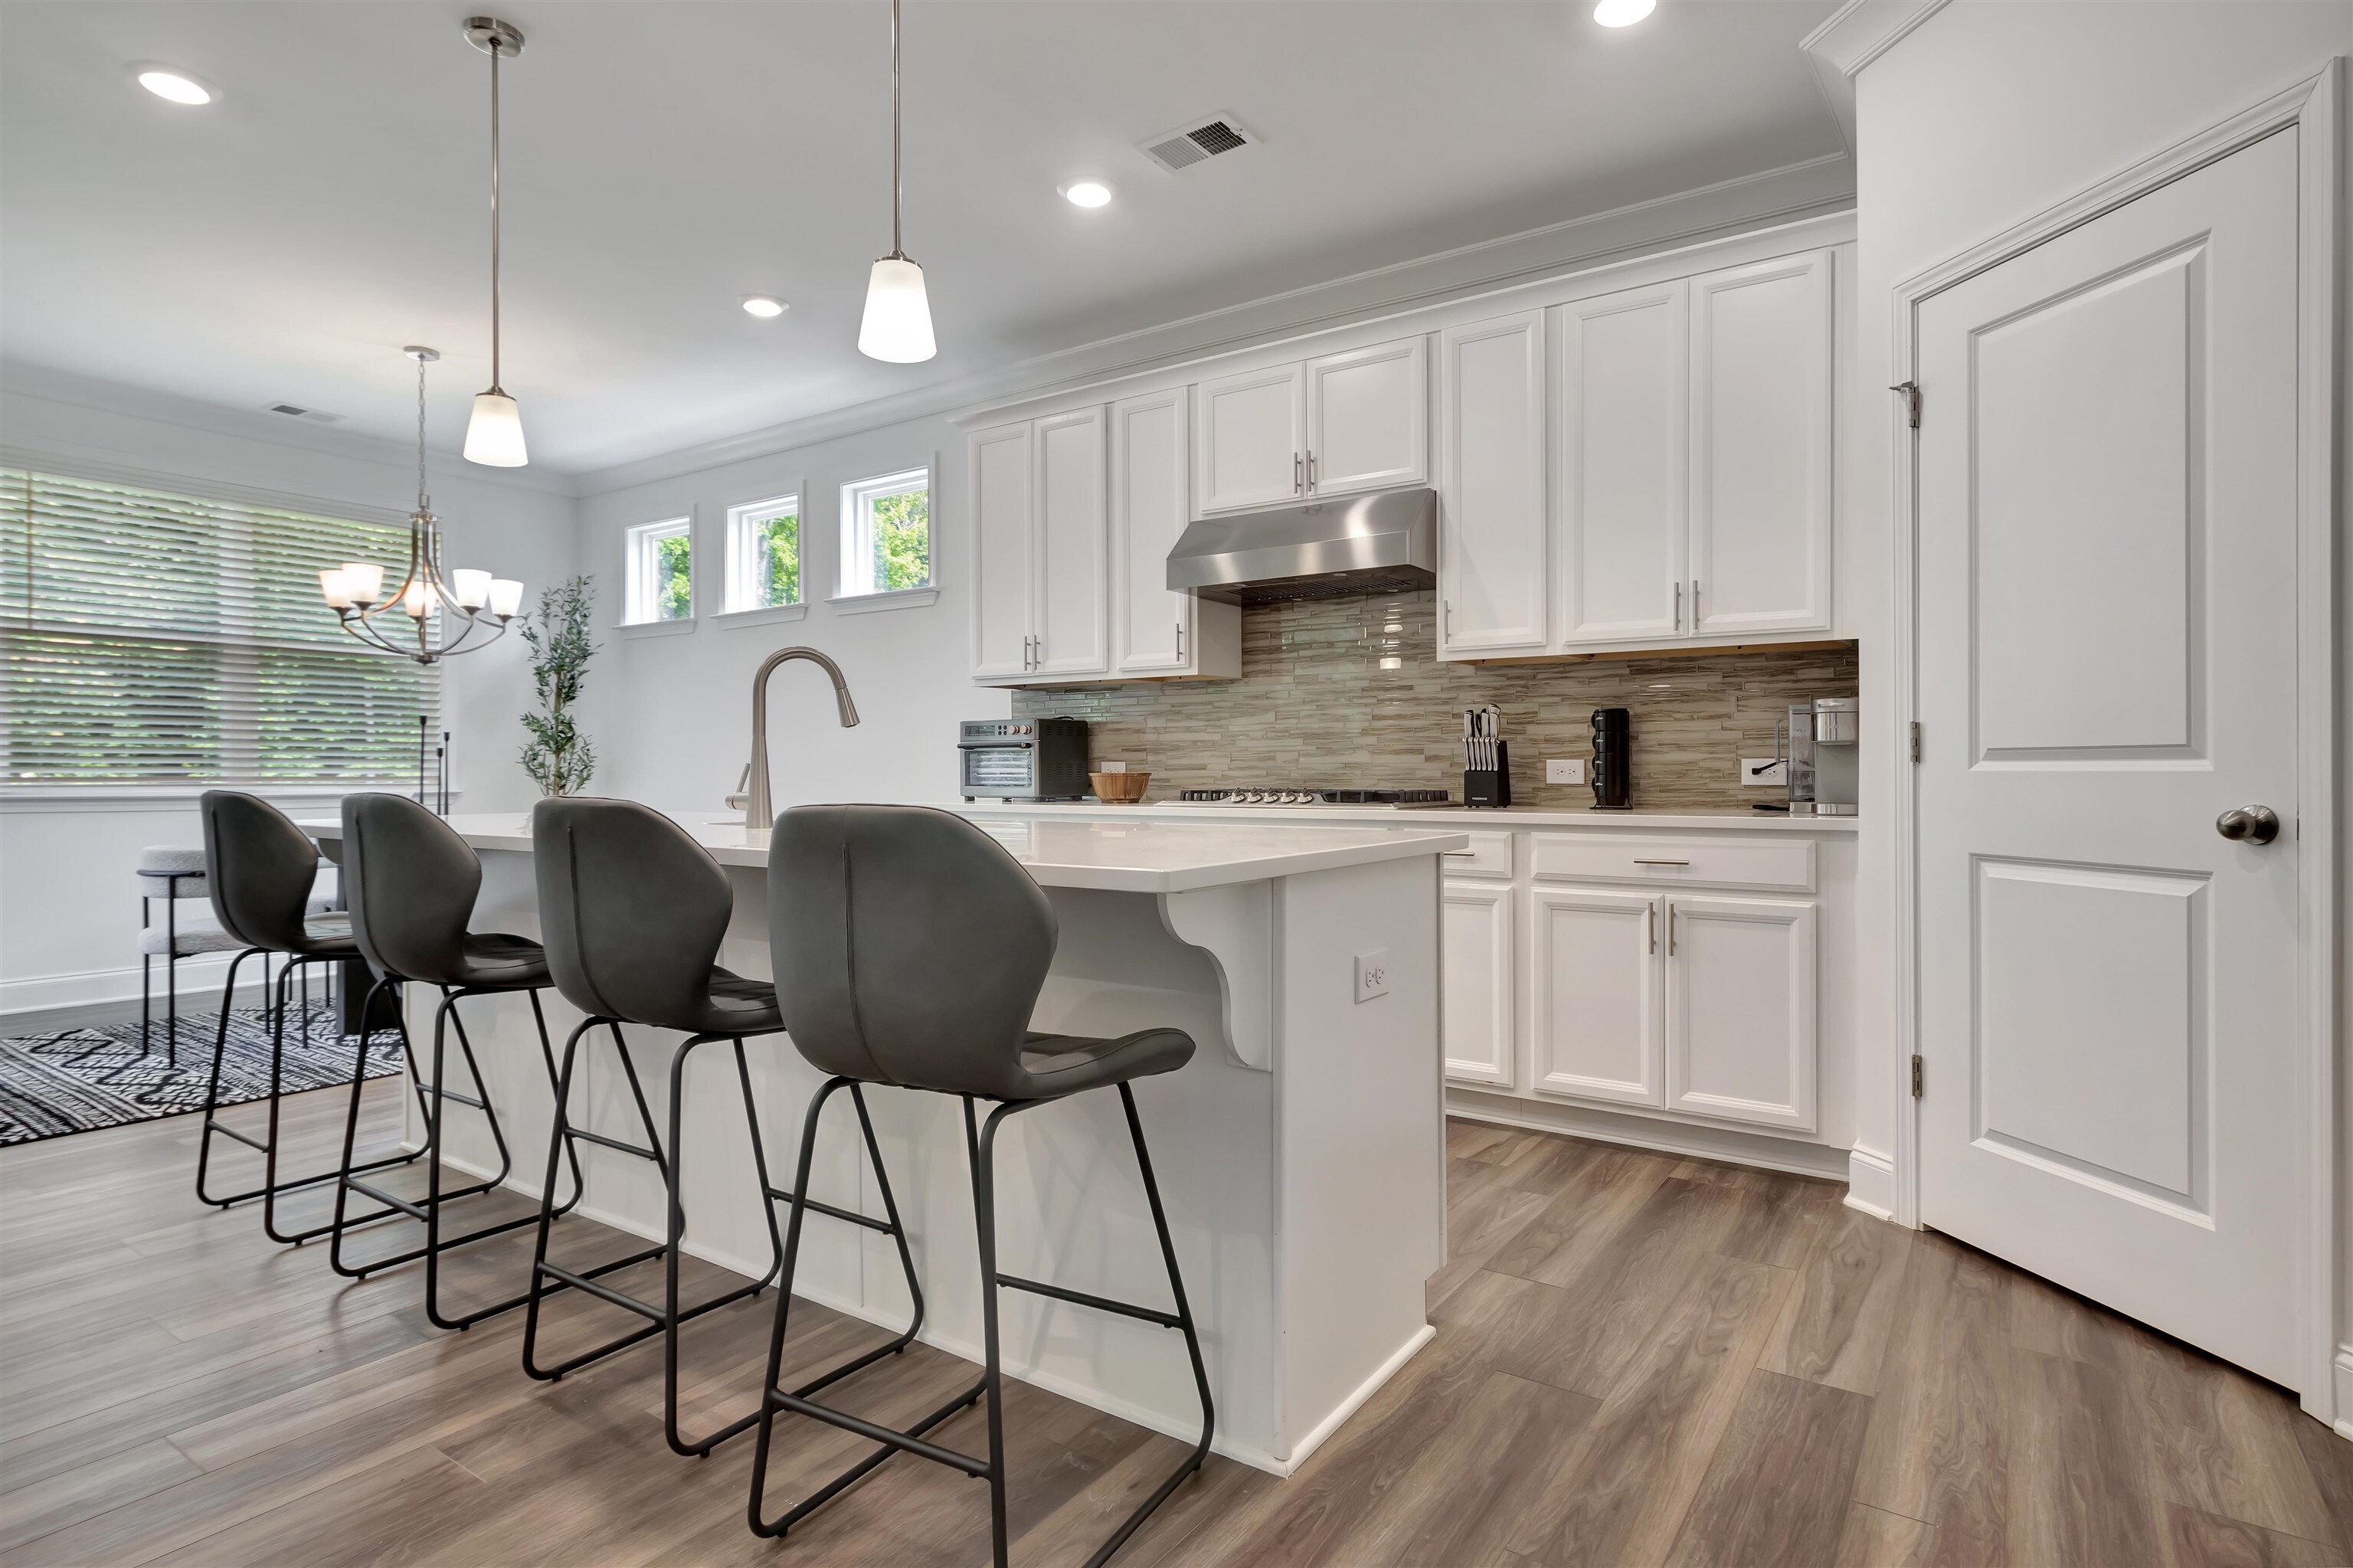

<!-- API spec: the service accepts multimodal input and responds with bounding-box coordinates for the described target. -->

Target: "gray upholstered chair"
[193,791,418,1243]
[745,804,1212,1566]
[325,793,587,1330]
[519,797,821,1458]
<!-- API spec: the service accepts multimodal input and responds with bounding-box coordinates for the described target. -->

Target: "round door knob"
[2215,805,2281,845]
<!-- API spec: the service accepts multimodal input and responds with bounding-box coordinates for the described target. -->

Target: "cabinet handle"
[1668,907,1677,955]
[1692,579,1700,624]
[1307,450,1317,490]
[1443,849,1478,857]
[1176,620,1184,660]
[1632,857,1690,866]
[1648,902,1657,954]
[1674,581,1681,631]
[1294,453,1304,493]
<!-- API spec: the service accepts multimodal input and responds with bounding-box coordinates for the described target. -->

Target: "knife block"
[1463,741,1510,809]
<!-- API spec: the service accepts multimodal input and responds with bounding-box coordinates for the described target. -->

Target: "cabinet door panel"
[1529,887,1661,1107]
[1195,365,1304,514]
[1307,338,1427,496]
[1034,407,1108,678]
[1690,250,1833,636]
[969,422,1034,680]
[1665,895,1816,1131]
[1111,391,1192,673]
[1439,311,1548,653]
[1557,282,1687,643]
[1442,881,1514,1088]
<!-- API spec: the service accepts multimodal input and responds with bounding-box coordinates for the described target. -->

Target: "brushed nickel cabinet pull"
[1632,857,1690,866]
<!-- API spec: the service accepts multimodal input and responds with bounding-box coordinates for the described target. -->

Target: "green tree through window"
[759,510,800,605]
[870,488,928,591]
[656,532,692,619]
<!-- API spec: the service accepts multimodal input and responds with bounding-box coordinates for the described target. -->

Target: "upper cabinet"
[969,408,1110,686]
[1438,311,1548,655]
[1110,391,1239,680]
[969,422,1036,681]
[1194,337,1428,516]
[1556,280,1689,643]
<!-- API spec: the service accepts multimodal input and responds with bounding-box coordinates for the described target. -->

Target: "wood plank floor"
[5,1083,2348,1567]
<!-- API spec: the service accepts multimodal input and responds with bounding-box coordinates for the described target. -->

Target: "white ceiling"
[1,1,1846,476]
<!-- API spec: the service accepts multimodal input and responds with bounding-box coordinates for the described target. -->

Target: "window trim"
[623,514,695,626]
[837,466,934,600]
[722,488,804,615]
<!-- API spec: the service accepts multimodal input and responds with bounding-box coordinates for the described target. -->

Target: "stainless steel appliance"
[1775,698,1858,816]
[1590,708,1632,810]
[1176,786,1451,808]
[958,718,1090,801]
[1164,487,1437,604]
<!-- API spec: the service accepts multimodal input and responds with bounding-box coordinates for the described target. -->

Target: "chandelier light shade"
[859,0,935,364]
[462,16,529,466]
[319,346,524,663]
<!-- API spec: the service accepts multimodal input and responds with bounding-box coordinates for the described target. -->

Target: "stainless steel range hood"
[1165,486,1437,605]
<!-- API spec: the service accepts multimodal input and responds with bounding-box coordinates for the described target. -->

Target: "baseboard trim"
[1444,1087,1851,1182]
[2332,1346,2353,1439]
[1275,1323,1436,1474]
[2,957,275,1032]
[1844,1144,1897,1221]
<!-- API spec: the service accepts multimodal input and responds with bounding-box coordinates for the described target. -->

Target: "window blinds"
[1,467,440,786]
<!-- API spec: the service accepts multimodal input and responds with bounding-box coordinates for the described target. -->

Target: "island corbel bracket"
[1157,883,1280,1072]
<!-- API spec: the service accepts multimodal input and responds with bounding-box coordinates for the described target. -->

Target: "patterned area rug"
[0,1007,406,1147]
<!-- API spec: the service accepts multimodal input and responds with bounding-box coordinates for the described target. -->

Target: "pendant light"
[318,348,524,663]
[857,0,935,362]
[462,16,529,465]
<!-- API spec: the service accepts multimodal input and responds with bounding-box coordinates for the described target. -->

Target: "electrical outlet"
[1743,757,1787,787]
[1354,950,1390,1004]
[1546,758,1586,786]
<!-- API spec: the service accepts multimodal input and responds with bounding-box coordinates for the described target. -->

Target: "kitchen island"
[306,809,1466,1475]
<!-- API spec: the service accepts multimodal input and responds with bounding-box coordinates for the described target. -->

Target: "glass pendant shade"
[402,580,430,619]
[858,256,935,363]
[342,561,385,603]
[463,391,529,466]
[488,578,525,617]
[318,568,354,608]
[450,568,493,607]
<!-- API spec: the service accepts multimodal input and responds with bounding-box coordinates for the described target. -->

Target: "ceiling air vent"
[1137,113,1258,175]
[265,403,343,424]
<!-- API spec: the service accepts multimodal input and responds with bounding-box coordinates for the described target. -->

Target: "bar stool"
[146,847,341,1065]
[745,804,1212,1567]
[326,792,587,1330]
[192,791,421,1243]
[520,797,905,1459]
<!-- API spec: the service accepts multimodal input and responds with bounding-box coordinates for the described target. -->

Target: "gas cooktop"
[1176,787,1454,808]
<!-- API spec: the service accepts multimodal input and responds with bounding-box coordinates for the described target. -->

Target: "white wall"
[1845,0,2348,1309]
[0,376,580,1017]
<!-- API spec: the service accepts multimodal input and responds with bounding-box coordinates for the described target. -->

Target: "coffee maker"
[1590,708,1631,810]
[1778,698,1857,815]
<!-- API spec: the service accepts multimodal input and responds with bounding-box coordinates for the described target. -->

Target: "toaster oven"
[957,718,1091,801]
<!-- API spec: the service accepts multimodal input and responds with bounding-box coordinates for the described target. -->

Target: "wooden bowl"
[1090,771,1150,804]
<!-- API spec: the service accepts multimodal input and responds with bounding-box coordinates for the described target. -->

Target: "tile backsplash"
[1010,591,1858,811]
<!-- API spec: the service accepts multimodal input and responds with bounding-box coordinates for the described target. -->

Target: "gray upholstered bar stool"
[326,792,587,1330]
[521,797,847,1459]
[746,804,1213,1568]
[193,790,420,1243]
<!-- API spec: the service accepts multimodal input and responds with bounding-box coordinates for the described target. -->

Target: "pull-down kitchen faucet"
[738,647,859,832]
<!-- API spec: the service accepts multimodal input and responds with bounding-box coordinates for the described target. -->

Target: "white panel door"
[1916,129,2302,1385]
[1664,895,1815,1131]
[1689,250,1832,636]
[1033,406,1108,679]
[1441,881,1514,1088]
[1556,281,1688,644]
[1305,337,1427,497]
[1194,364,1304,514]
[968,422,1033,680]
[1438,311,1547,654]
[1111,390,1193,673]
[1528,887,1660,1108]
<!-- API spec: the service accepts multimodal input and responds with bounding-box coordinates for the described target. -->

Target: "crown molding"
[574,150,1855,497]
[1799,0,1953,153]
[0,362,586,499]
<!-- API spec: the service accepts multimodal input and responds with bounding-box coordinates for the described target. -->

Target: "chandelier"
[317,346,522,663]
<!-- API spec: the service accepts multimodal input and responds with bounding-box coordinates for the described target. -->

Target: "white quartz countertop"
[948,800,1859,833]
[305,810,1470,895]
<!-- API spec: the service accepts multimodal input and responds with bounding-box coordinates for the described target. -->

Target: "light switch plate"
[1546,758,1586,785]
[1743,757,1787,787]
[1354,950,1390,1004]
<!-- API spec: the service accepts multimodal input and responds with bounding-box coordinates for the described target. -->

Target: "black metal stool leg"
[192,946,258,1206]
[327,974,417,1274]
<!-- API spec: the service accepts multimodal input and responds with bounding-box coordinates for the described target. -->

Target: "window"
[0,466,439,786]
[838,468,931,597]
[624,517,693,624]
[724,495,801,613]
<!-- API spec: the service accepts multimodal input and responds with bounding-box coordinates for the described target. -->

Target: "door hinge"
[1910,720,1922,763]
[1890,380,1921,429]
[1910,1054,1924,1098]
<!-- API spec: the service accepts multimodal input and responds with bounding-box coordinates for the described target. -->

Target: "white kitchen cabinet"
[1556,280,1688,643]
[1528,886,1662,1108]
[967,411,1108,684]
[1688,250,1833,637]
[1442,881,1514,1088]
[1664,895,1817,1131]
[1438,310,1548,654]
[1193,338,1428,516]
[1111,391,1239,679]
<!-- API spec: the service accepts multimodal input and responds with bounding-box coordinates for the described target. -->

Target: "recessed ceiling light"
[741,296,787,318]
[1593,0,1655,25]
[133,65,214,104]
[1061,180,1114,208]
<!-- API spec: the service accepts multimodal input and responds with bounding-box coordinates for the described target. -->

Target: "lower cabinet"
[1663,895,1816,1131]
[1441,881,1514,1088]
[1528,887,1662,1107]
